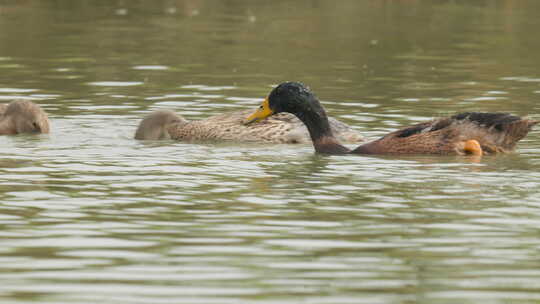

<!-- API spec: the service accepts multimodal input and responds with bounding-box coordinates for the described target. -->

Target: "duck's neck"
[293,103,350,155]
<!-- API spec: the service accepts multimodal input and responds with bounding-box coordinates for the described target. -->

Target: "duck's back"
[167,109,363,144]
[353,112,537,155]
[168,110,308,143]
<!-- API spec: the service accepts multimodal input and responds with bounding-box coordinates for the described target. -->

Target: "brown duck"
[245,82,537,155]
[134,109,363,144]
[0,100,50,135]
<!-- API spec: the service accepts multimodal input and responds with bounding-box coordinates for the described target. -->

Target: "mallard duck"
[245,82,537,155]
[0,100,50,135]
[134,108,364,144]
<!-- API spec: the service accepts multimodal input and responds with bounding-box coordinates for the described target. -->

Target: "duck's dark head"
[245,82,323,124]
[244,82,349,154]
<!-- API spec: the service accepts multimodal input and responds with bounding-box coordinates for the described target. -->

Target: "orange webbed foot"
[463,139,483,156]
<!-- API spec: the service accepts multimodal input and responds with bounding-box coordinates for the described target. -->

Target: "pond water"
[1,1,540,303]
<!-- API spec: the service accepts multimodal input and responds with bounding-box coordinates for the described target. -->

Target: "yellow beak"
[244,97,274,125]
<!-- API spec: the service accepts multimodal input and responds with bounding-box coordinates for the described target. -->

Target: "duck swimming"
[0,100,50,135]
[134,108,363,144]
[245,82,537,155]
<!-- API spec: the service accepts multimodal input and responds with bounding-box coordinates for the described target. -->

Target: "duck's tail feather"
[452,112,538,152]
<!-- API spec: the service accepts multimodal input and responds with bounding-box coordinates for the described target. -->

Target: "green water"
[1,1,540,303]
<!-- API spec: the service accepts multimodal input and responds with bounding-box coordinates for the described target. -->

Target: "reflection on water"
[1,0,540,303]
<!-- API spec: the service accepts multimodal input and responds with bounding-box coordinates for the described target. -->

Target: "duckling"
[0,100,50,135]
[134,108,363,144]
[245,82,537,155]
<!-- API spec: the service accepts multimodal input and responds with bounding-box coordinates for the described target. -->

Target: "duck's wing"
[180,110,308,143]
[446,112,538,153]
[182,109,363,144]
[352,120,455,154]
[353,112,537,155]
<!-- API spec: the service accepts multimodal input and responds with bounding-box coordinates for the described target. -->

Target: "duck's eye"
[259,105,263,109]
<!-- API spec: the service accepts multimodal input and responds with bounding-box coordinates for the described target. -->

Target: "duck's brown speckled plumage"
[352,112,537,155]
[135,109,364,144]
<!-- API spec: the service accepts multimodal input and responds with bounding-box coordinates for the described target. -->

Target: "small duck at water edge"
[0,100,50,135]
[244,82,537,156]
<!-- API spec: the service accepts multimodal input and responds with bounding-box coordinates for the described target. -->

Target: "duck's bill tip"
[243,115,260,125]
[243,110,271,125]
[243,97,274,125]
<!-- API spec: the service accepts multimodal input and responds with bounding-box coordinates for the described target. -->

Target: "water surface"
[1,1,540,303]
